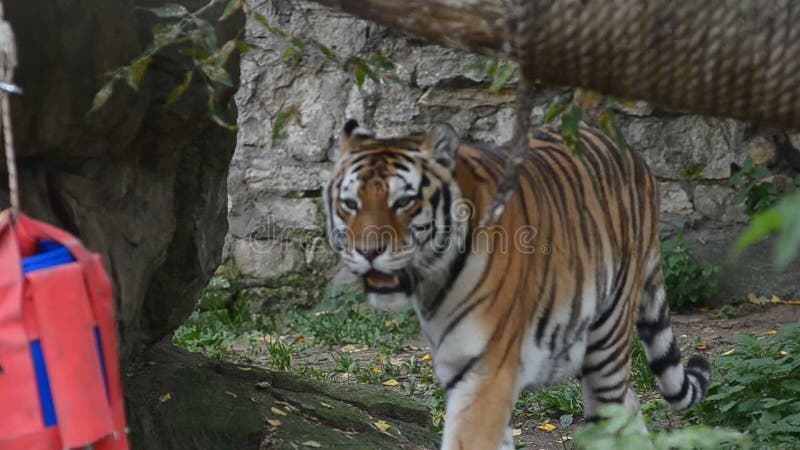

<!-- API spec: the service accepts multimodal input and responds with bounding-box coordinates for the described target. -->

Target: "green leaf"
[736,209,783,252]
[370,54,395,71]
[489,62,514,92]
[542,103,567,124]
[235,39,251,54]
[127,56,152,91]
[193,17,218,50]
[201,64,234,88]
[281,47,303,65]
[142,4,189,18]
[774,194,800,267]
[219,39,238,65]
[165,71,193,106]
[354,63,366,87]
[273,106,301,143]
[312,41,339,63]
[89,81,115,113]
[153,22,184,48]
[608,110,628,153]
[561,104,583,155]
[352,59,378,86]
[210,113,238,131]
[219,0,242,21]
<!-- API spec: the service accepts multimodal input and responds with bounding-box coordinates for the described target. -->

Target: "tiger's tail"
[636,264,710,411]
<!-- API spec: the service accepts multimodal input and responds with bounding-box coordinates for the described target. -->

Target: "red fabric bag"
[0,212,129,450]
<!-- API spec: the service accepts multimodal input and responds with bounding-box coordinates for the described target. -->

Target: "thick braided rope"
[518,0,800,130]
[0,1,18,219]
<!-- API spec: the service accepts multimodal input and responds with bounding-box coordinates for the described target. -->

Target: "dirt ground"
[244,302,799,449]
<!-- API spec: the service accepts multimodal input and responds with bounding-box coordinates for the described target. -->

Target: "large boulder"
[2,0,243,363]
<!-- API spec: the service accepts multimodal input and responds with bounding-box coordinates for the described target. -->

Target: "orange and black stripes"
[325,121,710,450]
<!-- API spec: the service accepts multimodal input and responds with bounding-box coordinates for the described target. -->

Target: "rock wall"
[3,0,242,363]
[230,0,798,279]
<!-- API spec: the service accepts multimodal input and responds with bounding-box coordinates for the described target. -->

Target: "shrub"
[730,157,778,215]
[661,233,720,310]
[685,322,800,449]
[575,405,749,450]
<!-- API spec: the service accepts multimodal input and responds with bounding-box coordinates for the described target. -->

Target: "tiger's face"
[324,120,464,310]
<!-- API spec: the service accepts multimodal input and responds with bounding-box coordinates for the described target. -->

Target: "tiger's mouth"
[364,269,410,293]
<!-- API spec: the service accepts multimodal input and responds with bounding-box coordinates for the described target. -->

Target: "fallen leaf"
[257,335,279,344]
[320,402,334,409]
[341,344,368,353]
[785,300,800,305]
[238,366,253,371]
[777,351,790,357]
[513,428,522,436]
[266,419,282,427]
[225,391,237,398]
[538,423,557,432]
[255,381,271,390]
[372,366,382,374]
[389,357,403,366]
[159,393,172,403]
[373,420,392,432]
[747,293,769,305]
[771,295,783,304]
[270,406,288,416]
[294,335,307,344]
[721,348,736,356]
[698,307,710,313]
[276,401,297,413]
[422,354,433,362]
[763,330,778,336]
[695,343,708,350]
[383,379,400,387]
[301,441,322,448]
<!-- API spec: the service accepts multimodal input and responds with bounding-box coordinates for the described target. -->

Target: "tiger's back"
[324,121,710,450]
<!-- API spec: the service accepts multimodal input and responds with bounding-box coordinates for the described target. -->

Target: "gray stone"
[230,0,761,281]
[230,237,303,279]
[620,115,744,179]
[660,182,694,215]
[228,197,320,240]
[737,135,777,166]
[692,184,736,221]
[416,46,485,87]
[242,159,331,194]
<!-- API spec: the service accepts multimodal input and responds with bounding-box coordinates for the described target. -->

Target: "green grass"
[685,322,800,449]
[285,285,421,352]
[178,267,800,449]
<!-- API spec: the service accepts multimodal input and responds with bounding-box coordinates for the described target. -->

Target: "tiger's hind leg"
[580,289,646,431]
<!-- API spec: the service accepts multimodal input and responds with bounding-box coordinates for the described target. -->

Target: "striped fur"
[324,120,710,450]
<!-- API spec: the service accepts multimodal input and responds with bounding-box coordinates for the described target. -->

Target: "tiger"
[324,119,710,450]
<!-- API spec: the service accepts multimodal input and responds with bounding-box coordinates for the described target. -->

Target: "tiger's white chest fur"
[417,245,601,397]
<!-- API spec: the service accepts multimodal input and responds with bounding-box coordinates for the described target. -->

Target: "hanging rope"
[479,0,536,227]
[0,1,20,222]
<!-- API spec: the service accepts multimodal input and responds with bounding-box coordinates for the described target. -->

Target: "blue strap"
[22,240,76,274]
[30,341,57,427]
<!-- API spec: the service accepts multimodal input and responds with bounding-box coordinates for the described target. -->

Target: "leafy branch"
[90,0,245,130]
[90,0,402,135]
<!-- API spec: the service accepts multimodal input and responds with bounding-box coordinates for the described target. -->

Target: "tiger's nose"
[357,245,386,262]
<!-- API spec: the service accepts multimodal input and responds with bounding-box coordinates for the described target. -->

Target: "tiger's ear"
[340,119,375,153]
[421,123,460,169]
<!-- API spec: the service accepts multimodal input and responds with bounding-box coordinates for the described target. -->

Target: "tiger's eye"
[393,196,415,210]
[342,199,359,211]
